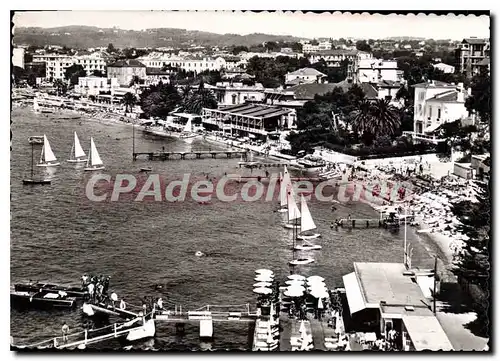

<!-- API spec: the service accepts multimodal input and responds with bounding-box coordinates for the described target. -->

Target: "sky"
[13,11,490,40]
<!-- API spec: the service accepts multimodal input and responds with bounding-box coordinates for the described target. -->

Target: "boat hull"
[277,208,288,213]
[36,162,60,167]
[283,223,300,229]
[11,292,77,310]
[294,245,322,251]
[297,233,321,240]
[84,166,105,171]
[67,159,88,163]
[289,258,315,266]
[23,179,51,185]
[14,283,88,298]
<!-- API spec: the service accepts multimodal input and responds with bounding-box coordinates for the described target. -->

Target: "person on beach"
[62,322,69,343]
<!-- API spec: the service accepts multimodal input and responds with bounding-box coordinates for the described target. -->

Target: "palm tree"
[122,92,137,114]
[352,99,373,136]
[369,99,401,137]
[184,81,217,115]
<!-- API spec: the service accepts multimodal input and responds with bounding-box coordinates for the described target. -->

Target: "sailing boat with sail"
[294,196,321,251]
[84,137,105,171]
[277,168,291,213]
[179,116,202,143]
[288,195,315,266]
[283,191,301,229]
[67,132,88,163]
[23,143,51,185]
[37,135,60,167]
[297,196,321,240]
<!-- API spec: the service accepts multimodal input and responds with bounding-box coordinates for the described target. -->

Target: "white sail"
[73,132,86,158]
[284,165,289,175]
[280,171,292,207]
[89,137,103,166]
[42,134,57,163]
[300,195,317,234]
[183,118,192,133]
[287,192,301,222]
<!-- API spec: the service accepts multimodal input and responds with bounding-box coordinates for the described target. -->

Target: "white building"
[285,68,327,86]
[74,77,119,97]
[412,80,470,135]
[432,63,456,74]
[308,50,372,79]
[137,54,227,73]
[356,58,402,83]
[212,81,265,106]
[12,48,25,68]
[32,52,108,80]
[302,41,332,53]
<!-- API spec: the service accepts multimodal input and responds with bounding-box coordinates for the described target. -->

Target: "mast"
[404,202,408,267]
[433,256,437,314]
[132,121,135,159]
[30,143,34,179]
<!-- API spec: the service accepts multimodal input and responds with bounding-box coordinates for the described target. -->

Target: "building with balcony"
[202,103,291,139]
[456,37,490,76]
[137,54,227,73]
[32,52,109,80]
[302,41,332,53]
[145,67,171,86]
[412,80,470,136]
[356,59,402,84]
[308,50,372,79]
[212,81,265,106]
[74,77,119,97]
[107,59,147,87]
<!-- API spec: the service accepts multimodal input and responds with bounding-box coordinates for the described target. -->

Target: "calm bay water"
[10,107,434,350]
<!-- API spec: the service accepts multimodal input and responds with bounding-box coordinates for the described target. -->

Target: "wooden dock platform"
[133,150,248,161]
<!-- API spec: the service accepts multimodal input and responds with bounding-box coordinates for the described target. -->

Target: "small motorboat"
[297,233,321,240]
[11,290,77,310]
[276,207,288,213]
[28,135,44,144]
[288,258,315,266]
[195,251,205,257]
[140,167,153,172]
[14,282,88,298]
[294,244,322,251]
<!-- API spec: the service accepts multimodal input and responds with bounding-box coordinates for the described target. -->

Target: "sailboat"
[84,137,105,171]
[283,191,301,229]
[179,117,201,143]
[288,197,315,266]
[277,169,291,213]
[67,132,88,163]
[297,196,321,241]
[23,143,51,185]
[294,196,322,251]
[36,135,60,167]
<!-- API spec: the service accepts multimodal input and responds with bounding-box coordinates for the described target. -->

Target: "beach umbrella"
[287,283,305,291]
[284,288,304,298]
[287,274,305,280]
[309,289,329,299]
[253,282,272,288]
[253,287,273,295]
[254,275,273,282]
[255,269,273,275]
[285,279,304,286]
[307,275,325,282]
[318,298,324,309]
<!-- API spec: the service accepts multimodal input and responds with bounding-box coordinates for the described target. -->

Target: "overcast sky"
[13,11,490,40]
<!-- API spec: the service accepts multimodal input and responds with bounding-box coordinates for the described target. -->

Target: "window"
[232,94,237,105]
[428,106,432,118]
[418,104,422,114]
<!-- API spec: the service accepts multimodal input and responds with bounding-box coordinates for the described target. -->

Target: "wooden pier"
[333,216,415,229]
[133,150,248,161]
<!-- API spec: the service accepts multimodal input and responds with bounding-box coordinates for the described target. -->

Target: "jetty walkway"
[133,150,248,161]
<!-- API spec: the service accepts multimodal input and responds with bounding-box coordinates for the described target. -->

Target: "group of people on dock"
[81,274,110,304]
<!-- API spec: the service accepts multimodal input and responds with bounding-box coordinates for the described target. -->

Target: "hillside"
[12,26,304,49]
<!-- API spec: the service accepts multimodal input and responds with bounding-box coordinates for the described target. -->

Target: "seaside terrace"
[202,104,291,138]
[342,262,454,351]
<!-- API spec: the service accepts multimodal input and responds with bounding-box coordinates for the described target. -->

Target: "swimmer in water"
[195,251,204,257]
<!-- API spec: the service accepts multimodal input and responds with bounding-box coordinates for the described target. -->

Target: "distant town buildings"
[412,80,471,136]
[302,41,332,53]
[355,58,402,84]
[137,53,227,73]
[12,48,25,69]
[308,50,372,79]
[456,37,490,76]
[32,52,109,80]
[74,77,119,97]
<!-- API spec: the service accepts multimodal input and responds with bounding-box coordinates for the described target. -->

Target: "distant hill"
[13,26,305,49]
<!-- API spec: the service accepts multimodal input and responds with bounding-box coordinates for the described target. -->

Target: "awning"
[403,315,454,351]
[424,123,441,133]
[342,272,366,315]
